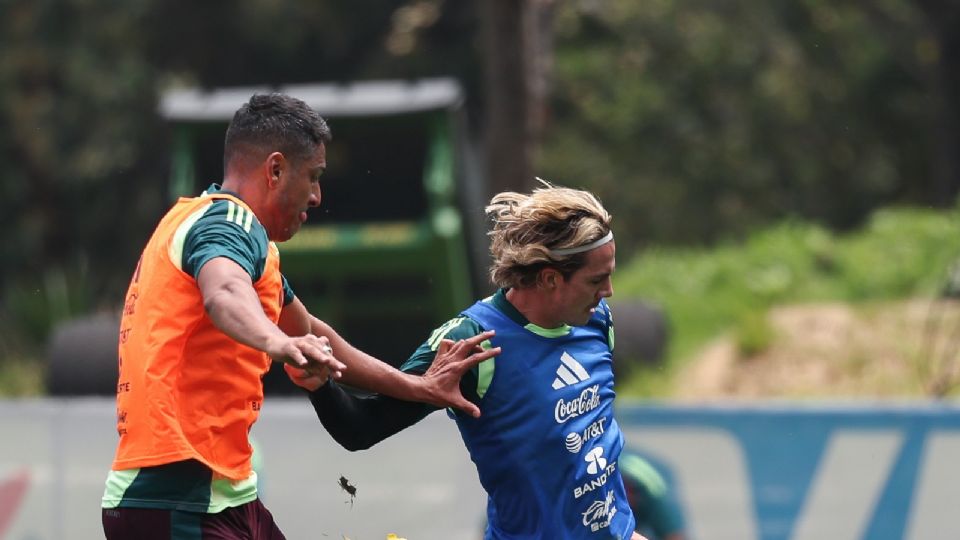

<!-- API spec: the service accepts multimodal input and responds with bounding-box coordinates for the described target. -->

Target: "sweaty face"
[553,241,616,327]
[271,143,326,242]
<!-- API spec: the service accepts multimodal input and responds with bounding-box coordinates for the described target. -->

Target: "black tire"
[608,300,670,377]
[46,313,120,396]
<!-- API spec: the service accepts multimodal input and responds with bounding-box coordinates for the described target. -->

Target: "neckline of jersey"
[489,288,573,338]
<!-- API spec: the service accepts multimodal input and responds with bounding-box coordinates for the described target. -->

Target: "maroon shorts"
[102,499,286,540]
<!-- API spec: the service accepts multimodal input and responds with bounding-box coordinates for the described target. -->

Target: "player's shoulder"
[585,298,614,332]
[597,298,613,322]
[175,196,270,269]
[204,197,267,235]
[185,197,269,248]
[401,316,486,376]
[425,316,485,351]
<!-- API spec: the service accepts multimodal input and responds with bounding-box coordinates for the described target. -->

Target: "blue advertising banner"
[618,403,960,540]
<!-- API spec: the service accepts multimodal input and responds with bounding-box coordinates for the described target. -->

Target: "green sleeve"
[182,199,269,281]
[304,316,491,450]
[281,274,295,306]
[400,316,488,405]
[602,300,615,351]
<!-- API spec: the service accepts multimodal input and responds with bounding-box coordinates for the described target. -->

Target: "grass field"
[613,206,960,398]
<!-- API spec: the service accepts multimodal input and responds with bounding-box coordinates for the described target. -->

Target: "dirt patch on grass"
[672,299,960,400]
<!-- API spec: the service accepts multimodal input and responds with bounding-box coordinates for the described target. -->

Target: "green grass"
[0,354,45,396]
[0,325,45,397]
[0,261,91,396]
[614,206,960,397]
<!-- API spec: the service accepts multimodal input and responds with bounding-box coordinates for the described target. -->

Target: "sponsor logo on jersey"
[574,445,618,499]
[585,447,607,474]
[555,385,601,423]
[565,432,583,453]
[552,351,590,390]
[565,417,608,453]
[581,490,617,532]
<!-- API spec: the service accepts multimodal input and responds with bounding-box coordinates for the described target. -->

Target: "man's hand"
[285,363,327,391]
[267,334,346,380]
[419,330,500,418]
[630,532,649,540]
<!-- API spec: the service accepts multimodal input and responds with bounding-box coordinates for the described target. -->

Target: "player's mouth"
[299,211,308,223]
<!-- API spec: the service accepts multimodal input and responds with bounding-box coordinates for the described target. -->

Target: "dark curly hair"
[224,93,332,172]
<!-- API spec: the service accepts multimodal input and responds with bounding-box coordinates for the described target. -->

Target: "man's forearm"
[308,315,428,401]
[307,380,431,451]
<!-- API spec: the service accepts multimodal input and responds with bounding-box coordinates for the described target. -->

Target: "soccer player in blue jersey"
[289,182,647,540]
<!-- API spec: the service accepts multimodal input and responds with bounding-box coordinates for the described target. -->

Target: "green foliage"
[0,0,482,352]
[0,315,45,397]
[0,0,167,343]
[144,0,480,88]
[542,0,941,258]
[734,310,775,358]
[0,354,45,397]
[3,260,94,343]
[613,206,960,388]
[1,0,956,382]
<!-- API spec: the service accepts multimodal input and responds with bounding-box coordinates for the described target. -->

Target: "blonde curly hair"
[485,180,612,289]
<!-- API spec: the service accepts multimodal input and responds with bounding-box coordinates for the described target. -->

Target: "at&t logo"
[565,417,608,453]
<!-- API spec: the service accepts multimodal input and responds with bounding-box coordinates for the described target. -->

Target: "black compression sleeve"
[306,380,435,451]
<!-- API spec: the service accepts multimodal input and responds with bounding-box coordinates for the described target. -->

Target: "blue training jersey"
[453,297,636,540]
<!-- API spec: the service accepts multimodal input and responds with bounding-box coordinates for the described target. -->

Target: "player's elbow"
[342,442,370,452]
[202,296,218,318]
[339,435,376,452]
[328,420,392,452]
[202,288,230,319]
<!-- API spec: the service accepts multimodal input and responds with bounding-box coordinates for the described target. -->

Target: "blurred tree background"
[542,0,960,254]
[1,0,958,388]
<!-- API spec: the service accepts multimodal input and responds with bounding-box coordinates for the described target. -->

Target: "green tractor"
[162,79,490,391]
[47,79,490,395]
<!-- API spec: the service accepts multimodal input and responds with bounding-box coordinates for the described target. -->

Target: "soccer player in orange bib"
[101,93,497,539]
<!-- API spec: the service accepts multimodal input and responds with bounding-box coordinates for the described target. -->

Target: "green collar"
[489,288,572,338]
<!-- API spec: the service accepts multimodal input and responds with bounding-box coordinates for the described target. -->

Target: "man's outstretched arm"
[292,373,432,451]
[278,297,498,417]
[198,257,345,377]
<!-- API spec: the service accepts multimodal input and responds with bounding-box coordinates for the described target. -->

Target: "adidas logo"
[552,351,590,390]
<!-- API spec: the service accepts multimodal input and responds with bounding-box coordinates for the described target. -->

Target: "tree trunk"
[480,0,554,198]
[917,0,960,204]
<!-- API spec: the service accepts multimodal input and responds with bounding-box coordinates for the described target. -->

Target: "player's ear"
[265,152,285,187]
[538,267,560,290]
